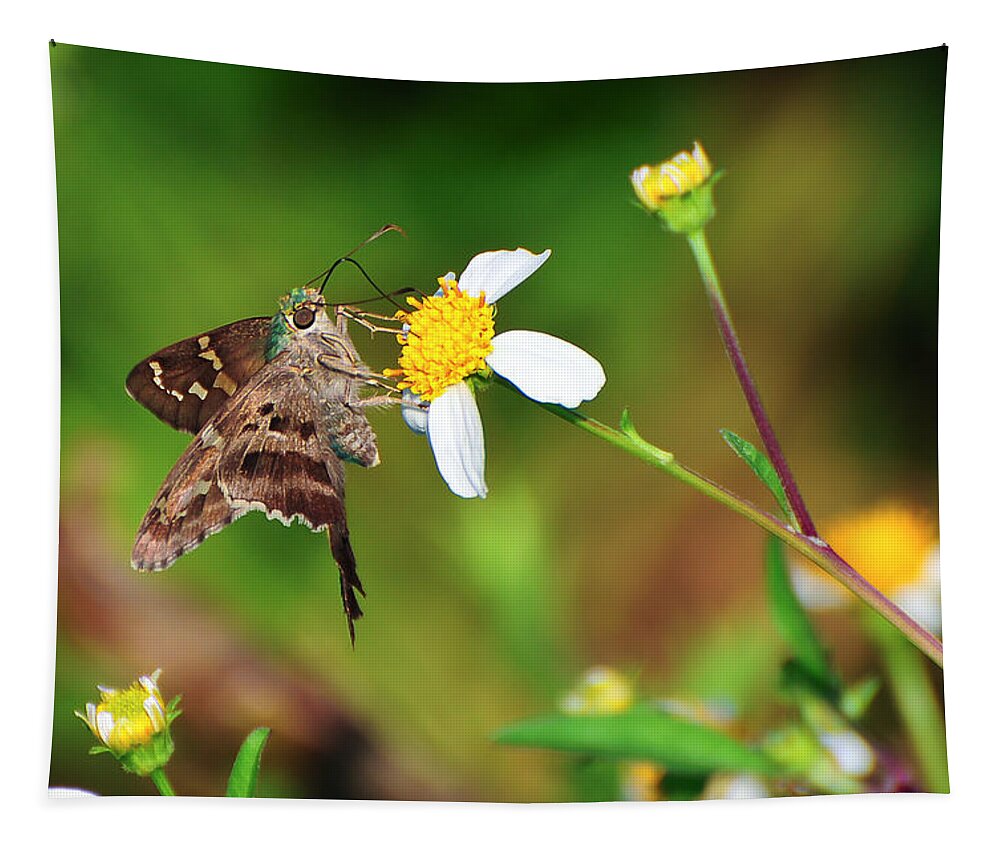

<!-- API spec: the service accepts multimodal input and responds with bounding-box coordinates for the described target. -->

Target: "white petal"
[400,389,429,435]
[457,248,551,303]
[820,730,875,778]
[144,695,166,732]
[702,773,770,800]
[95,711,115,746]
[486,330,606,407]
[790,561,851,610]
[49,787,100,798]
[894,544,942,635]
[427,382,487,499]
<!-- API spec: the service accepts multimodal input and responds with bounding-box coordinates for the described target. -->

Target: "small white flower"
[389,248,606,498]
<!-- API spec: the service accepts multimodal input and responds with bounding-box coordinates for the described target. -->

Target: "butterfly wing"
[131,421,243,572]
[213,367,376,642]
[126,317,271,434]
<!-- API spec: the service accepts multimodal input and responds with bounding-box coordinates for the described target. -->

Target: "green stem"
[865,611,949,792]
[528,395,943,668]
[149,767,176,796]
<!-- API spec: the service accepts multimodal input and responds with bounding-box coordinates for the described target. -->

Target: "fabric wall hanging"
[49,43,947,801]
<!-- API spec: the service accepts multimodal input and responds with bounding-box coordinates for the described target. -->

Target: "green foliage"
[495,705,778,776]
[226,727,272,798]
[720,429,794,523]
[766,536,840,696]
[840,677,881,721]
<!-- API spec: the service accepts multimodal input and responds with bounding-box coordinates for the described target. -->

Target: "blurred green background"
[49,44,944,800]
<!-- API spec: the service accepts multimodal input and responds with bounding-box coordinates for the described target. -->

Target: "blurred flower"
[792,503,941,634]
[75,669,180,776]
[561,667,664,801]
[621,762,663,803]
[818,729,876,779]
[701,772,770,800]
[48,787,99,798]
[630,141,719,233]
[560,666,634,716]
[387,248,606,498]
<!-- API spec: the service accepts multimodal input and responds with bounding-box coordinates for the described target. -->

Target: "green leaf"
[495,705,778,776]
[840,677,881,721]
[226,727,271,798]
[720,429,794,524]
[620,408,639,440]
[766,536,839,695]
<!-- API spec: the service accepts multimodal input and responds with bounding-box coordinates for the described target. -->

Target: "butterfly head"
[266,287,335,361]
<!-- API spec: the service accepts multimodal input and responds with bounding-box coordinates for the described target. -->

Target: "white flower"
[388,248,606,498]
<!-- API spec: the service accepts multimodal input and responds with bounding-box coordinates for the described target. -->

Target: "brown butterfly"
[126,248,402,643]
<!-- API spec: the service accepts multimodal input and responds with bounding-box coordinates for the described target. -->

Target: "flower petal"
[790,561,851,610]
[427,382,487,498]
[486,330,606,407]
[457,248,551,303]
[401,389,429,435]
[894,544,942,635]
[95,710,115,746]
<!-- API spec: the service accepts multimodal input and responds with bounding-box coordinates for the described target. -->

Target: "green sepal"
[721,429,794,524]
[840,677,881,721]
[117,730,175,777]
[495,703,778,776]
[88,745,112,756]
[768,536,841,697]
[761,724,864,795]
[226,727,271,798]
[468,370,494,393]
[167,694,183,724]
[654,171,725,235]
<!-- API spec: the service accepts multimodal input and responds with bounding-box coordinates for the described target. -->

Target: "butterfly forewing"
[126,317,271,434]
[131,425,243,571]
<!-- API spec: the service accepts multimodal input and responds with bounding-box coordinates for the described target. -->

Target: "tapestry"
[48,43,947,801]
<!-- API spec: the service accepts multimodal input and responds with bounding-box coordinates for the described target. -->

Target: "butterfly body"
[127,287,384,641]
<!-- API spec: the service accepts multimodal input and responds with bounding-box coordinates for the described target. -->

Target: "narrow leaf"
[840,676,881,721]
[226,727,271,798]
[766,536,839,694]
[620,408,639,440]
[495,705,778,776]
[720,429,794,523]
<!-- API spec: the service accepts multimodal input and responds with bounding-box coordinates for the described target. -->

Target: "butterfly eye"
[292,307,316,329]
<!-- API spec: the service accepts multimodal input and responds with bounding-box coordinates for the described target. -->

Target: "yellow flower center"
[97,682,164,751]
[561,666,634,716]
[385,277,496,401]
[825,503,936,595]
[631,141,712,210]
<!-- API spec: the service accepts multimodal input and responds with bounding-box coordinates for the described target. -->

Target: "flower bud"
[75,669,180,776]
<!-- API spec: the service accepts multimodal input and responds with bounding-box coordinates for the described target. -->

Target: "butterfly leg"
[339,307,403,337]
[355,394,400,408]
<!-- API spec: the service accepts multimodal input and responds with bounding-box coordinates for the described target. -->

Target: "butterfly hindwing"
[212,367,374,641]
[126,317,271,434]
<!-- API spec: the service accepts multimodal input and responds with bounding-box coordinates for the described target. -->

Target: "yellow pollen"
[631,141,712,210]
[825,503,936,596]
[385,277,496,401]
[96,681,163,751]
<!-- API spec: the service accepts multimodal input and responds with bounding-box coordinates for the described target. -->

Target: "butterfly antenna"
[316,224,405,293]
[315,224,407,311]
